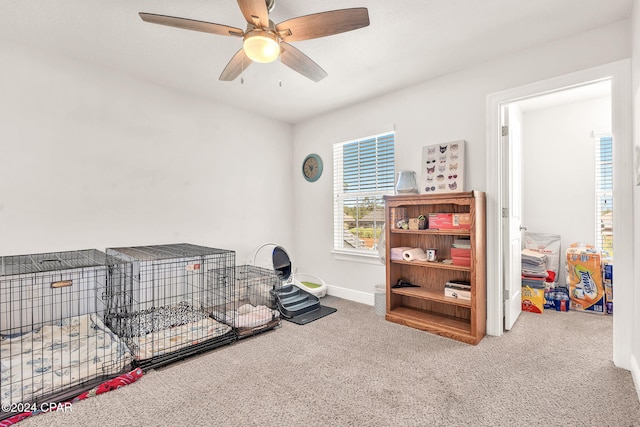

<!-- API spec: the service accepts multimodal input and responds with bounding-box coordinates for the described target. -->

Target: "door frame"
[485,59,632,369]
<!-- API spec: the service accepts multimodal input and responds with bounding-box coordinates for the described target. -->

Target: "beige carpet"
[19,296,640,427]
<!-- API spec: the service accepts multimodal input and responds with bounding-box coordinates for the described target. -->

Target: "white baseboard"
[631,354,640,402]
[326,284,375,306]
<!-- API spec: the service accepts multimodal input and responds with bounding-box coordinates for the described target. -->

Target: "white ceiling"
[0,0,633,124]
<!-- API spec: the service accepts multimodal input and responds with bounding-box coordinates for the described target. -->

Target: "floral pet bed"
[1,314,132,406]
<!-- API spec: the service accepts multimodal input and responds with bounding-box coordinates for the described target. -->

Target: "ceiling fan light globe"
[243,31,280,63]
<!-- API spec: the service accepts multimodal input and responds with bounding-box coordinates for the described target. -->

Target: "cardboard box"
[522,276,546,289]
[408,217,426,230]
[451,213,471,229]
[522,285,544,313]
[603,262,613,300]
[450,247,471,267]
[444,287,471,300]
[427,213,471,230]
[445,281,471,300]
[602,262,613,315]
[452,256,471,267]
[451,248,471,258]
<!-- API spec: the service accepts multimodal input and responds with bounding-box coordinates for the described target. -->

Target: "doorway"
[485,60,633,369]
[504,81,612,329]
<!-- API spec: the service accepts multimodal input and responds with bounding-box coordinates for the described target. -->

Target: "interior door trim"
[485,60,631,372]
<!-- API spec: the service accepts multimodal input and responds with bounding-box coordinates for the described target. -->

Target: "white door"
[503,104,523,330]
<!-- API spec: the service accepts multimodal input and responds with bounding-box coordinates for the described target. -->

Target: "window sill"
[330,250,384,265]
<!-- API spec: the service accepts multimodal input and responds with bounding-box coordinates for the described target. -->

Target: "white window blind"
[595,135,613,256]
[333,132,395,253]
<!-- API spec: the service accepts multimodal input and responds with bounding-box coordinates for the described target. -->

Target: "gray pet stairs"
[254,243,336,325]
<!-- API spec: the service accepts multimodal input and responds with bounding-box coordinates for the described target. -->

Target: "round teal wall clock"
[302,153,323,182]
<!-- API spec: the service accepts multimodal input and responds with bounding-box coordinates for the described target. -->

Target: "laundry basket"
[374,284,386,316]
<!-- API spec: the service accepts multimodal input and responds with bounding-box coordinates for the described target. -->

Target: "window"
[333,131,395,254]
[595,134,612,256]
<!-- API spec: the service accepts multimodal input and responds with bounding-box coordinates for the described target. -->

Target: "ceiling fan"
[139,0,370,82]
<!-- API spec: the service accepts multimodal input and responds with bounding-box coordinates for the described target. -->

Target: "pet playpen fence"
[104,244,236,369]
[0,249,133,419]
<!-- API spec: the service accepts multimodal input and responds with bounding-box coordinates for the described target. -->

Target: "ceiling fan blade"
[276,8,369,42]
[279,42,327,82]
[219,49,253,81]
[237,0,269,27]
[139,13,244,37]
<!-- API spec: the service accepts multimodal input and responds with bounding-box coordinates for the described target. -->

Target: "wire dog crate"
[104,244,236,369]
[0,250,133,419]
[218,265,281,338]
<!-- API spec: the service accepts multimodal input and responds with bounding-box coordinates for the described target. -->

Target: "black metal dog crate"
[104,244,236,369]
[0,250,133,419]
[218,265,281,338]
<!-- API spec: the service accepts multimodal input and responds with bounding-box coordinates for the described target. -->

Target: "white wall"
[0,40,294,262]
[292,20,630,302]
[521,96,611,286]
[631,0,640,396]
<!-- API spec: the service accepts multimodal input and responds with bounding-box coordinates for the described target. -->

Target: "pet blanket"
[223,304,280,329]
[131,317,232,360]
[0,368,144,426]
[1,314,132,406]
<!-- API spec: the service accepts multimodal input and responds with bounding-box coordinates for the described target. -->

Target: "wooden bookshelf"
[384,191,486,345]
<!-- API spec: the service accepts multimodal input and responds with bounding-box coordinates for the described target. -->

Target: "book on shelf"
[389,208,408,229]
[445,280,471,289]
[452,238,471,249]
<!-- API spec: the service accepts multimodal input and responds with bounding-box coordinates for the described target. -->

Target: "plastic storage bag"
[523,232,561,285]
